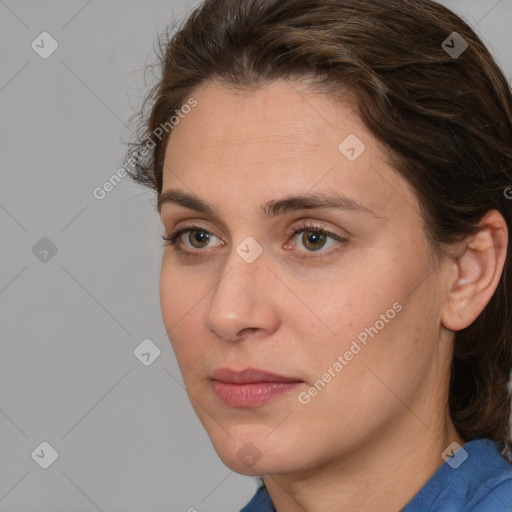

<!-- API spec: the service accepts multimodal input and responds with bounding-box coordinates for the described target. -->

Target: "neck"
[263,409,464,512]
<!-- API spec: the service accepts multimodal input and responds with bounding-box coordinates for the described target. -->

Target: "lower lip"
[212,381,302,407]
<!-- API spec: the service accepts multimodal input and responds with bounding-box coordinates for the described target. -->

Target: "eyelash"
[161,220,347,260]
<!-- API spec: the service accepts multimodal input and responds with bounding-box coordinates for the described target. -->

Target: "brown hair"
[126,0,512,458]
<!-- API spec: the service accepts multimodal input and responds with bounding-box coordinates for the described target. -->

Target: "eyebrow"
[157,188,378,218]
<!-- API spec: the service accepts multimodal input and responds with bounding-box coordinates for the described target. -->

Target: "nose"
[204,249,280,343]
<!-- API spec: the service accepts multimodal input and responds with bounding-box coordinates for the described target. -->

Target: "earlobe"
[441,210,508,332]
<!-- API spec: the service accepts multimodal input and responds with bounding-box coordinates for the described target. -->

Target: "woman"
[126,0,512,510]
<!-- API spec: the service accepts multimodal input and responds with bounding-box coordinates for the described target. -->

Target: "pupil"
[191,230,210,248]
[303,231,326,251]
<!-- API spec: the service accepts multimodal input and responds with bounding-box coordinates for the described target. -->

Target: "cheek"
[159,262,206,357]
[159,256,204,321]
[289,256,424,376]
[159,265,180,329]
[292,270,391,341]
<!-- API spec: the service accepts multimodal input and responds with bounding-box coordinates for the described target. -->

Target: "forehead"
[162,79,420,223]
[166,80,363,162]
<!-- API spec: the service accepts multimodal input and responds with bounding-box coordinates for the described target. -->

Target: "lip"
[211,367,303,407]
[211,367,302,384]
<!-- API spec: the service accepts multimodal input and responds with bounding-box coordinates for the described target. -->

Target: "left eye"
[287,227,345,252]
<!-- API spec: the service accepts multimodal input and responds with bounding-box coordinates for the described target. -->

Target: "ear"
[441,209,508,331]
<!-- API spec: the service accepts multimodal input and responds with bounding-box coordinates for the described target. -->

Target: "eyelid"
[285,219,347,240]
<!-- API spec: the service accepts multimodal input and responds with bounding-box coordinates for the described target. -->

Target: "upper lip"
[211,367,302,384]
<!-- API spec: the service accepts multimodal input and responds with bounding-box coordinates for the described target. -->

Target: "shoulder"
[464,441,512,512]
[239,483,275,512]
[403,438,512,512]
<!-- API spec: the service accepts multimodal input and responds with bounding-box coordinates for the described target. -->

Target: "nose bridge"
[204,243,277,340]
[209,246,263,317]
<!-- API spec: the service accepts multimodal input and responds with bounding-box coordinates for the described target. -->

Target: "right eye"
[162,225,225,253]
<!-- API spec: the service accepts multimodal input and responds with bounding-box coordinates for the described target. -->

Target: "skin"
[158,79,508,512]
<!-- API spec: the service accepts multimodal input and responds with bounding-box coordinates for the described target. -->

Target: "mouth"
[210,367,303,408]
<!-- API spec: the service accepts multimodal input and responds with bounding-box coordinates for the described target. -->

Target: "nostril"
[236,327,260,339]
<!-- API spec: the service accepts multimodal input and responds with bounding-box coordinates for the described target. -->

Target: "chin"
[208,427,306,476]
[217,449,294,476]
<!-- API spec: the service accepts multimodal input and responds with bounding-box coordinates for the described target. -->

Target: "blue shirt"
[240,439,512,511]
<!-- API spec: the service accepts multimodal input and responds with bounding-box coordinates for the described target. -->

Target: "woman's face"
[159,79,455,475]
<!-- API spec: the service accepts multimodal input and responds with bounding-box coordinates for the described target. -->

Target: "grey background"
[1,1,511,511]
